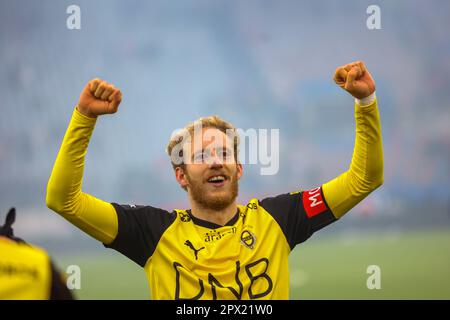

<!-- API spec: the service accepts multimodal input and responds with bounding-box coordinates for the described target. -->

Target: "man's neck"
[189,201,238,226]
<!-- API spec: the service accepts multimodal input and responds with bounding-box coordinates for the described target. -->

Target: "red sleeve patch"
[302,187,329,218]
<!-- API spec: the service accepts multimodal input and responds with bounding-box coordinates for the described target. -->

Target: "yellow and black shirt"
[0,209,74,300]
[107,187,335,299]
[46,96,383,300]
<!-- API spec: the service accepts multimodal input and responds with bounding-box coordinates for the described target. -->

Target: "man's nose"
[207,149,223,168]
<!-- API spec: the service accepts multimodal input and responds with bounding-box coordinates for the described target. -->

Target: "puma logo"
[184,240,205,260]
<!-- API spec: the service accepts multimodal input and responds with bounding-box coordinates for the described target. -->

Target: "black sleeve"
[104,204,177,267]
[259,187,337,250]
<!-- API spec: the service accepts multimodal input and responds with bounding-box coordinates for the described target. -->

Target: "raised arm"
[322,61,384,218]
[46,79,122,244]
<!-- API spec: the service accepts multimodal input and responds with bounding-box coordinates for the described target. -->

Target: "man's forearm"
[46,108,118,244]
[46,107,97,212]
[322,94,384,218]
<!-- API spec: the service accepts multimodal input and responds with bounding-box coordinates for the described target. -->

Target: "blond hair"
[166,115,240,170]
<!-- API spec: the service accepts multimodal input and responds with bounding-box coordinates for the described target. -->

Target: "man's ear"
[175,167,188,188]
[236,163,243,180]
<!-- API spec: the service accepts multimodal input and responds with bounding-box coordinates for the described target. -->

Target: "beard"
[185,170,239,211]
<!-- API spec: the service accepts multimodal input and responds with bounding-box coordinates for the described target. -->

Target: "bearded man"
[46,61,383,299]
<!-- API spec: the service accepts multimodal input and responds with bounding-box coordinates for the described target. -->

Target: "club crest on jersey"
[179,212,191,222]
[240,230,256,249]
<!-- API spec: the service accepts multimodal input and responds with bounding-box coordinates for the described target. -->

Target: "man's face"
[175,128,243,211]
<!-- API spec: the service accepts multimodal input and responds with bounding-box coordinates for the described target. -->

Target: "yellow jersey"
[107,186,335,299]
[46,97,383,299]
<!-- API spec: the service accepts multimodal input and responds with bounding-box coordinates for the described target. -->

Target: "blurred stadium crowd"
[0,0,449,253]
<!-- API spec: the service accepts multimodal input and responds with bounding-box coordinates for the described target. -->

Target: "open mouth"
[207,175,227,187]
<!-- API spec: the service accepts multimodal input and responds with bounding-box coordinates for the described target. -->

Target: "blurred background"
[0,0,449,299]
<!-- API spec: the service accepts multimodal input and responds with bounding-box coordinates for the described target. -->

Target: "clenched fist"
[334,61,375,99]
[76,78,122,118]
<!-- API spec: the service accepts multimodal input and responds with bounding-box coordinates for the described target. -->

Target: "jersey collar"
[186,209,240,229]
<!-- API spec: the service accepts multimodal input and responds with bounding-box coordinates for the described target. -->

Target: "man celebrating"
[46,61,383,299]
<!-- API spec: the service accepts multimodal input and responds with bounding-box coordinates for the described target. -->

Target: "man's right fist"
[76,78,122,118]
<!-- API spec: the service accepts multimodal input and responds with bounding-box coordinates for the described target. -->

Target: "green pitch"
[59,229,450,299]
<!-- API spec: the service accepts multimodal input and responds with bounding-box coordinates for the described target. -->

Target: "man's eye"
[194,152,210,163]
[221,150,234,162]
[194,153,204,162]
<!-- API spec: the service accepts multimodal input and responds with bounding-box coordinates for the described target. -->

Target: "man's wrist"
[75,105,97,119]
[74,106,98,122]
[355,92,376,106]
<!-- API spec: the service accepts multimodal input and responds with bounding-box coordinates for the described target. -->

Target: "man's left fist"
[334,61,375,99]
